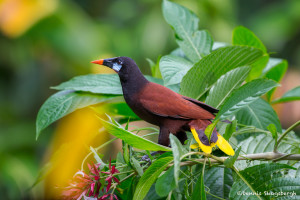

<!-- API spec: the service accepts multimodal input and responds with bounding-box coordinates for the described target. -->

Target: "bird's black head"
[91,56,137,74]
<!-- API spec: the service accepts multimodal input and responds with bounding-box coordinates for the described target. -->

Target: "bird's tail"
[189,120,234,156]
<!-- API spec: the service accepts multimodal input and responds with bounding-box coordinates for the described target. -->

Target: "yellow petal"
[191,128,212,154]
[190,143,199,149]
[216,133,235,156]
[198,141,212,154]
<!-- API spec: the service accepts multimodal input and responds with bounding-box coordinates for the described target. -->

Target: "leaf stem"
[274,120,300,152]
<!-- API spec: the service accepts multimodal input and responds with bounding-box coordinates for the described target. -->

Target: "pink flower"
[62,160,120,200]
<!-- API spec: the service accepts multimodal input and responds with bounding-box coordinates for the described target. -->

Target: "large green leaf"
[180,46,263,99]
[133,157,173,200]
[177,30,213,62]
[162,0,198,40]
[229,163,299,200]
[236,98,282,132]
[52,74,122,94]
[272,86,300,104]
[216,79,279,120]
[232,26,267,53]
[205,66,251,109]
[159,55,193,86]
[235,134,293,170]
[52,74,163,94]
[162,0,212,62]
[204,167,233,200]
[36,90,115,139]
[99,118,171,152]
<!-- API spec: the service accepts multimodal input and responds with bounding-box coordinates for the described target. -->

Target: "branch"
[178,152,300,167]
[274,120,300,152]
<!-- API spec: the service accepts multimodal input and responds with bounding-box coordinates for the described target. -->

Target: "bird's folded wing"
[139,83,215,120]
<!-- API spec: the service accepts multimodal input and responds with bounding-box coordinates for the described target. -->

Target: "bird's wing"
[182,96,219,114]
[139,82,215,120]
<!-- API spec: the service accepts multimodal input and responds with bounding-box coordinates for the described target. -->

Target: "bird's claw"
[141,154,152,164]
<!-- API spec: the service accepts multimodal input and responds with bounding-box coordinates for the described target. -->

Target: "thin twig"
[274,120,300,152]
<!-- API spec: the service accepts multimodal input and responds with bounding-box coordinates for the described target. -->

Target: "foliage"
[35,0,300,199]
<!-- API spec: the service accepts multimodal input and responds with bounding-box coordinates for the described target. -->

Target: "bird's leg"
[175,131,188,145]
[158,127,170,147]
[141,127,170,163]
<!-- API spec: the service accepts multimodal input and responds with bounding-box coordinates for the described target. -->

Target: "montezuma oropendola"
[91,57,234,155]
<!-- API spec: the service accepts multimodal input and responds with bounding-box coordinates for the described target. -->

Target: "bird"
[91,57,234,156]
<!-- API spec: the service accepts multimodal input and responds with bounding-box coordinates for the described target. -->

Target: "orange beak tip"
[91,59,103,65]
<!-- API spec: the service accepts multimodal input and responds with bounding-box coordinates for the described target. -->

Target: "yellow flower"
[190,128,235,156]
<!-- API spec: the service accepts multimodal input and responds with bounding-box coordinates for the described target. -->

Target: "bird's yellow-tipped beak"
[91,59,104,65]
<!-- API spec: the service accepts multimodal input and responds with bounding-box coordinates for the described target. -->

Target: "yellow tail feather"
[216,133,235,156]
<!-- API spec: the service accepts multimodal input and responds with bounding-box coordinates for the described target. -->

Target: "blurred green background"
[0,0,300,199]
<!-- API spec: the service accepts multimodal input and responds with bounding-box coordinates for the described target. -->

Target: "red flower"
[62,160,120,200]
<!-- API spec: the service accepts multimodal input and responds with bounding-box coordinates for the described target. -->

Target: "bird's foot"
[141,154,152,164]
[141,151,161,164]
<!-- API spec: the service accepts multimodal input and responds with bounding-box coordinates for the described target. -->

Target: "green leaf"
[246,55,269,82]
[263,59,288,101]
[267,124,278,140]
[162,0,212,62]
[97,101,139,119]
[144,75,164,85]
[116,152,131,180]
[235,134,293,170]
[204,167,233,200]
[192,166,206,200]
[177,30,213,62]
[180,46,263,99]
[229,163,299,200]
[155,166,176,197]
[99,118,171,152]
[205,66,251,109]
[52,74,163,94]
[169,134,187,186]
[133,157,173,200]
[147,56,162,79]
[236,98,282,132]
[223,120,237,140]
[267,124,278,150]
[204,119,219,141]
[36,90,114,139]
[90,146,107,169]
[170,48,186,58]
[162,0,198,40]
[131,157,143,177]
[272,86,300,104]
[216,79,279,120]
[52,74,122,94]
[232,26,267,53]
[224,147,241,168]
[159,55,193,86]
